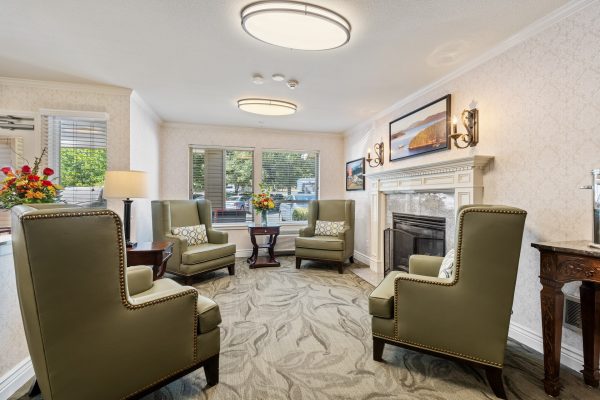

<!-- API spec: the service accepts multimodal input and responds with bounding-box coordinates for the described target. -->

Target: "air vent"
[564,294,582,333]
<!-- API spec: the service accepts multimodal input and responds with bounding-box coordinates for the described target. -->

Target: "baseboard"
[353,250,373,265]
[0,358,34,400]
[508,321,583,373]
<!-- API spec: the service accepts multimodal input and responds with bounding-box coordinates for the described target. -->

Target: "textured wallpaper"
[344,3,600,354]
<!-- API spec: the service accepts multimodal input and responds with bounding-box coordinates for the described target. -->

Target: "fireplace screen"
[384,213,446,275]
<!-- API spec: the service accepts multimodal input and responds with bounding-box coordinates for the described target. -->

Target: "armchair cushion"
[197,296,222,333]
[314,220,345,236]
[126,265,154,296]
[182,242,236,265]
[369,271,402,319]
[437,249,456,278]
[295,236,344,251]
[172,224,208,245]
[408,254,444,277]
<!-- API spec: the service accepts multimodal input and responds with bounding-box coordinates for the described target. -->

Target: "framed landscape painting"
[346,158,365,191]
[389,94,451,162]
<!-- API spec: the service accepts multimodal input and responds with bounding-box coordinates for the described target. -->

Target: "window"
[261,150,319,223]
[190,147,254,224]
[43,116,108,207]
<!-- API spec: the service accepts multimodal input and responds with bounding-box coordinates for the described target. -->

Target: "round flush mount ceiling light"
[238,98,297,116]
[241,1,351,51]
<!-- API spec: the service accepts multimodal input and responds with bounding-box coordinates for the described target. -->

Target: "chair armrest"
[207,228,228,244]
[408,254,444,277]
[299,225,314,237]
[369,271,403,318]
[126,265,153,296]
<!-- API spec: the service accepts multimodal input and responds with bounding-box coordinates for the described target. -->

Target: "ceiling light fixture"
[241,1,351,51]
[238,98,297,116]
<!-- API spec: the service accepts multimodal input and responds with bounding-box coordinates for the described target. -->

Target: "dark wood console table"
[127,241,173,280]
[247,224,280,268]
[532,240,600,397]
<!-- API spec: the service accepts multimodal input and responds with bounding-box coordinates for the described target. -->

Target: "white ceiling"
[0,0,568,133]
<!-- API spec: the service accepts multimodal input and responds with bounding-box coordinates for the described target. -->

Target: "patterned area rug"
[141,257,599,400]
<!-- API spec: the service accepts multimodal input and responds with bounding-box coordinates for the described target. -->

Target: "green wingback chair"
[11,205,221,400]
[152,200,236,283]
[369,205,526,399]
[295,199,355,274]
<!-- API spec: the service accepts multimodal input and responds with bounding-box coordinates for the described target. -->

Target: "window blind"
[261,150,319,223]
[42,116,108,207]
[190,148,253,223]
[0,137,25,168]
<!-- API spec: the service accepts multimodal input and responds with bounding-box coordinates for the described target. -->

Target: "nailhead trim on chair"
[388,207,526,368]
[20,210,202,399]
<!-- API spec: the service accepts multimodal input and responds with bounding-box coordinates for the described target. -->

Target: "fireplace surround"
[365,155,493,276]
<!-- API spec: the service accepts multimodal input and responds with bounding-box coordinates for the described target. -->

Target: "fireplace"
[384,212,446,275]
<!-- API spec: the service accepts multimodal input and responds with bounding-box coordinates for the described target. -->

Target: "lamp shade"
[103,170,149,199]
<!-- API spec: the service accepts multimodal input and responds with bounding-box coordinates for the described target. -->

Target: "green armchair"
[295,199,355,274]
[11,205,221,400]
[369,205,527,399]
[152,200,236,283]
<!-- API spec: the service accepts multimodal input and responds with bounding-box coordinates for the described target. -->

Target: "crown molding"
[161,121,344,137]
[345,0,596,136]
[131,91,162,124]
[0,76,132,96]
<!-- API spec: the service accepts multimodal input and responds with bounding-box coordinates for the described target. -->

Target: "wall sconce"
[450,108,479,148]
[366,142,384,167]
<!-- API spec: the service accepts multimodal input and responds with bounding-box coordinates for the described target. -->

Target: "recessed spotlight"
[238,98,297,116]
[287,79,299,89]
[272,73,285,82]
[241,1,351,51]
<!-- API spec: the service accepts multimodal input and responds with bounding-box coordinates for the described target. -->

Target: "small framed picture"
[346,158,365,191]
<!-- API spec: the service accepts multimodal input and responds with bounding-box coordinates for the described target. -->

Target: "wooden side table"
[247,224,280,268]
[532,240,600,397]
[127,241,174,280]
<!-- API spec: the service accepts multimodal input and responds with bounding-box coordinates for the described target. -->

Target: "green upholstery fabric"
[127,265,154,296]
[368,271,402,319]
[296,236,344,251]
[197,296,222,334]
[408,254,444,277]
[295,200,355,271]
[11,205,221,400]
[152,200,236,278]
[183,243,237,265]
[369,205,527,368]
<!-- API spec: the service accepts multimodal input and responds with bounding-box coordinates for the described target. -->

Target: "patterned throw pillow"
[438,248,456,279]
[314,220,345,237]
[171,224,208,245]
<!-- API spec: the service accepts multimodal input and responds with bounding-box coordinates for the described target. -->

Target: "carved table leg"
[581,281,600,387]
[247,233,259,267]
[268,233,279,263]
[540,279,565,397]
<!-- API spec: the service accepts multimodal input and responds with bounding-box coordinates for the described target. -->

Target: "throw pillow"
[438,248,456,279]
[315,220,345,236]
[171,224,208,245]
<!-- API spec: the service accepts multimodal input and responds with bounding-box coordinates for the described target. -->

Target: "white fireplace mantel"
[365,155,494,274]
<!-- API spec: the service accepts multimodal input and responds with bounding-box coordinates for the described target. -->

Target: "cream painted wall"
[130,92,161,243]
[0,78,132,378]
[344,3,600,360]
[159,123,345,254]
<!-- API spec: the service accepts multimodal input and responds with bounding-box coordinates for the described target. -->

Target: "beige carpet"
[138,257,600,400]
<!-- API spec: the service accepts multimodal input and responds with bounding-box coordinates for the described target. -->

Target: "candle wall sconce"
[450,108,479,149]
[366,142,384,167]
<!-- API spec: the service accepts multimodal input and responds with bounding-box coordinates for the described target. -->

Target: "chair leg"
[184,276,194,286]
[485,366,507,399]
[296,258,302,269]
[349,256,355,263]
[338,262,344,274]
[373,337,385,361]
[204,354,219,387]
[227,264,235,276]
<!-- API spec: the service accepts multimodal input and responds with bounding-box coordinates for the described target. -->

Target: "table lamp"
[103,170,149,248]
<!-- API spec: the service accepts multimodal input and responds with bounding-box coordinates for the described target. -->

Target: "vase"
[261,209,268,226]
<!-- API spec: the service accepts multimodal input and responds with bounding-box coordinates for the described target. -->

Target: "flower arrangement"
[0,148,63,209]
[251,185,275,212]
